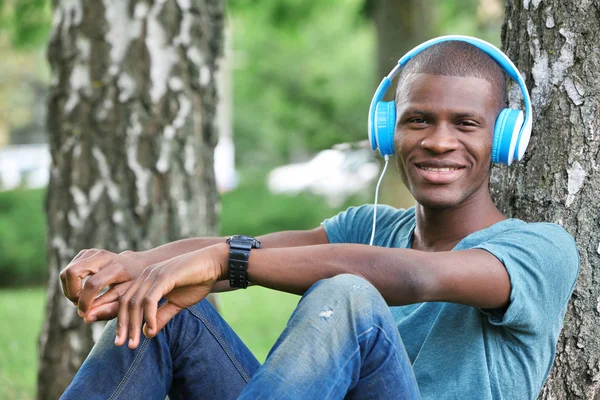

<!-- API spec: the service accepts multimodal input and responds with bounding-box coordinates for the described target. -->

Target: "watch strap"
[227,236,261,288]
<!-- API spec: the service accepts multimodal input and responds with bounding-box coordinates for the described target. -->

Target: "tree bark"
[495,1,600,398]
[38,0,223,398]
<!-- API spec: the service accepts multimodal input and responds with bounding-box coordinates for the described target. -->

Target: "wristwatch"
[226,235,262,288]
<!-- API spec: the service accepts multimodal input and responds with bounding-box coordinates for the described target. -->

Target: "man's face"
[394,73,498,209]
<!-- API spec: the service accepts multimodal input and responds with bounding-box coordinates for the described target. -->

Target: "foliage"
[0,189,46,287]
[219,171,358,237]
[435,0,503,45]
[228,0,502,168]
[229,0,374,168]
[0,0,51,50]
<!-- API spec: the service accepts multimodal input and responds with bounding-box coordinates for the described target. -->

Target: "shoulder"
[477,219,579,272]
[322,205,414,244]
[495,220,578,264]
[473,220,579,330]
[475,220,579,310]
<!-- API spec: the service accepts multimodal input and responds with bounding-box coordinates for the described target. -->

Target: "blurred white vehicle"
[267,146,380,206]
[0,144,50,191]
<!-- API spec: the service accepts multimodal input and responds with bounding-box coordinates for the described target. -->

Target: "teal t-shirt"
[322,205,579,400]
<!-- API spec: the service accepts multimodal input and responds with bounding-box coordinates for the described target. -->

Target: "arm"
[244,243,510,308]
[134,227,329,266]
[62,227,329,319]
[117,240,511,348]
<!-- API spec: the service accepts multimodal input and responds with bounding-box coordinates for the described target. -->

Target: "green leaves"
[230,0,373,168]
[0,0,51,50]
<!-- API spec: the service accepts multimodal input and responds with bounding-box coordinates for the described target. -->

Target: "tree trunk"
[495,1,600,398]
[372,0,431,87]
[38,0,223,398]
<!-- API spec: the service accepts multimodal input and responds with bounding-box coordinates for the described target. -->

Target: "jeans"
[61,274,421,399]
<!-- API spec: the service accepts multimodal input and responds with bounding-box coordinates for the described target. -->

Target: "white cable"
[369,155,389,246]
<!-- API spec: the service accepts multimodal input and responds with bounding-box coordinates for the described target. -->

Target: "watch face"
[227,235,261,248]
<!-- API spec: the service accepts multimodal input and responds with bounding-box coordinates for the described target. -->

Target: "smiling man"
[60,38,579,400]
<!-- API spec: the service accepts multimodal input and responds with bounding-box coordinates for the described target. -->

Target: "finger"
[60,249,92,300]
[62,249,107,303]
[91,280,134,309]
[126,272,158,349]
[85,301,119,323]
[90,286,121,309]
[144,300,183,339]
[78,262,126,316]
[115,266,154,347]
[140,278,170,338]
[72,248,94,263]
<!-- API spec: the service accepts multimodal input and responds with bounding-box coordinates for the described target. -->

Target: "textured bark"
[495,1,600,398]
[38,0,223,398]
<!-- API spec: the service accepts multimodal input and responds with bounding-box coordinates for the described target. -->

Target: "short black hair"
[395,41,507,113]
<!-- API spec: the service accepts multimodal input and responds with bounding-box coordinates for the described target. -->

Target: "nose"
[420,123,459,154]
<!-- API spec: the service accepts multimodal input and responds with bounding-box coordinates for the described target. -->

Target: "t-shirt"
[322,205,579,400]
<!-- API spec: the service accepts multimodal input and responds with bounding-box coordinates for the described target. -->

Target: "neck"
[412,191,505,252]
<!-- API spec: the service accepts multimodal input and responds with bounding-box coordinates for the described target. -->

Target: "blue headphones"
[368,35,532,166]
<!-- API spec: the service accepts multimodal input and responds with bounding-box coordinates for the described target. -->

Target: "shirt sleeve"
[321,205,374,244]
[473,223,579,332]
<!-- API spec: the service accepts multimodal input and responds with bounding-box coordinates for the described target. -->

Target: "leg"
[239,274,420,400]
[61,299,260,400]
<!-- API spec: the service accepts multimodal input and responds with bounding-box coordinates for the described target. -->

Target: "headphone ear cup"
[374,101,396,156]
[492,108,523,165]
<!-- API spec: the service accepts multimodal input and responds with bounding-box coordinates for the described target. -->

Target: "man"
[60,39,579,399]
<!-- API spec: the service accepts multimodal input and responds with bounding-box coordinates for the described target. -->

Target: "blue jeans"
[61,274,421,399]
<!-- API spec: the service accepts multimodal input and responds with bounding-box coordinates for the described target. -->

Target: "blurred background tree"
[37,0,224,398]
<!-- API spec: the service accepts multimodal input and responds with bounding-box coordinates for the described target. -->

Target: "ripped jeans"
[61,274,421,399]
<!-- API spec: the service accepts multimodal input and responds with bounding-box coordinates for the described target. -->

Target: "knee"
[305,274,385,311]
[316,274,374,293]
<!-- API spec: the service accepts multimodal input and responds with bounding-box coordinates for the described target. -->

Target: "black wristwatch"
[226,235,262,288]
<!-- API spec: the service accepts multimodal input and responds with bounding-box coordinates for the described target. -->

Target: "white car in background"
[0,144,50,191]
[267,143,380,206]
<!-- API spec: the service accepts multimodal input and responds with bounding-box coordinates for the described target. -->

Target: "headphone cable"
[369,155,389,246]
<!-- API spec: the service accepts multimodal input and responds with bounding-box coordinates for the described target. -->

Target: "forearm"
[237,243,436,306]
[136,228,328,269]
[234,242,508,308]
[134,237,227,266]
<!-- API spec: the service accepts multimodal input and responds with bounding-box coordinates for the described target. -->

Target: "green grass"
[219,287,300,362]
[0,286,299,400]
[0,288,45,400]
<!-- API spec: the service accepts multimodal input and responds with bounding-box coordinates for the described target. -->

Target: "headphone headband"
[368,35,532,165]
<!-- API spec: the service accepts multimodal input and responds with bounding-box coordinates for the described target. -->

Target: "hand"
[114,243,228,349]
[59,249,148,322]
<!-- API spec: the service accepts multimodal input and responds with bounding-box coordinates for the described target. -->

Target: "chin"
[415,196,462,210]
[412,188,465,210]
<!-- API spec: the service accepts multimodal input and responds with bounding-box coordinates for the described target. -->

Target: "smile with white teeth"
[418,166,461,172]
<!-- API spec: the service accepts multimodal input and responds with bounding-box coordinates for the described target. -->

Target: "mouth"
[414,163,466,184]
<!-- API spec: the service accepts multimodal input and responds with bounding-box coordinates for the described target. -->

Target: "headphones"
[367,35,533,166]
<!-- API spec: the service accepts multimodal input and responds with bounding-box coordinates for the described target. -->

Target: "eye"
[456,120,479,130]
[409,118,429,125]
